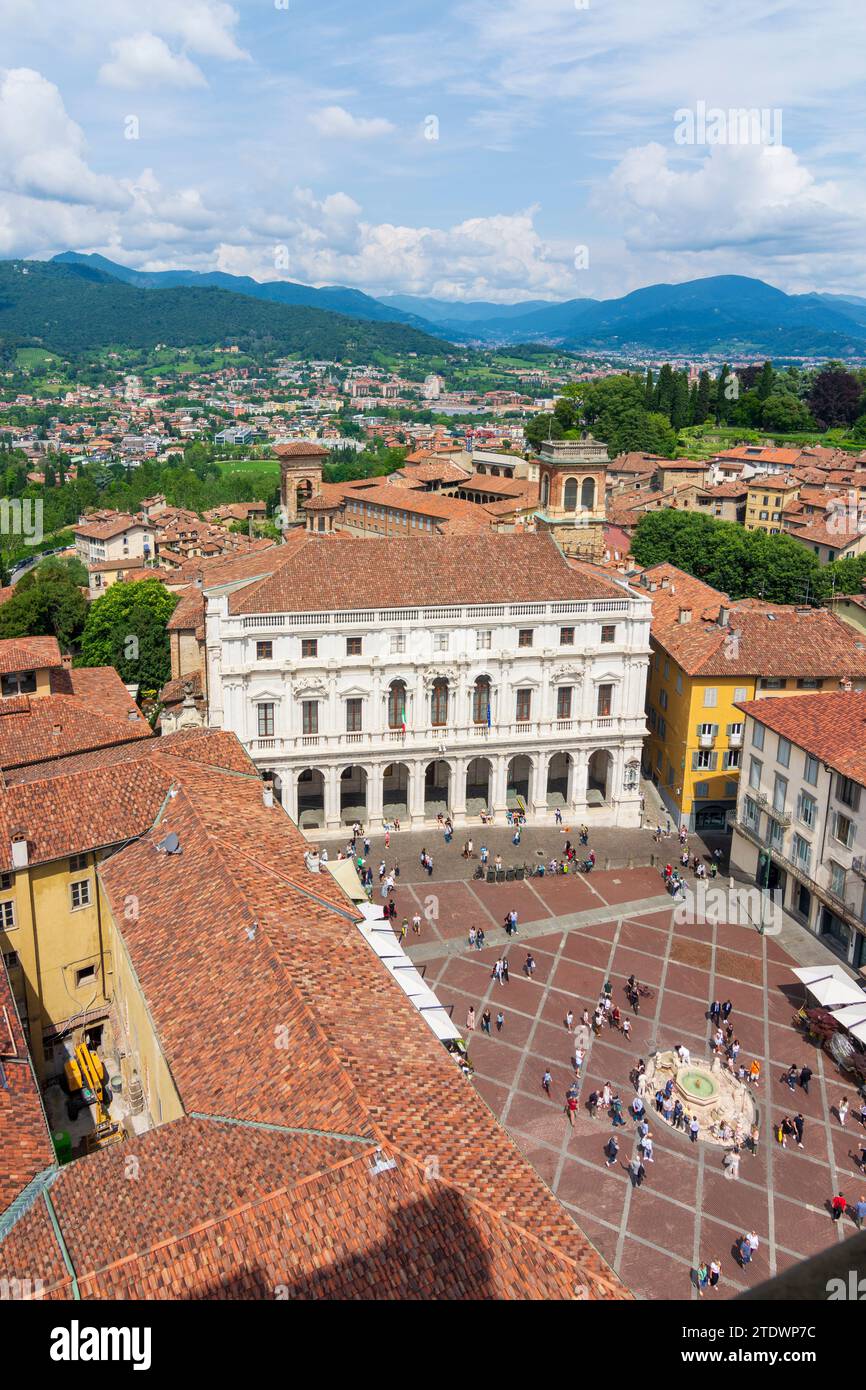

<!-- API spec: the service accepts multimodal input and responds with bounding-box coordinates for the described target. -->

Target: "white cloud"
[309,106,395,140]
[0,68,127,208]
[99,33,207,89]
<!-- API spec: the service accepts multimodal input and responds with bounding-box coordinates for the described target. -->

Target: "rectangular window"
[675,671,683,694]
[345,698,362,733]
[797,678,821,690]
[346,636,362,657]
[760,677,783,690]
[0,900,15,930]
[69,853,88,873]
[734,686,748,703]
[752,723,765,750]
[256,640,273,661]
[70,880,92,911]
[723,749,740,770]
[434,632,449,652]
[792,834,811,871]
[559,626,575,645]
[837,776,861,811]
[257,703,275,738]
[557,687,573,720]
[777,736,791,768]
[74,965,96,986]
[798,792,816,828]
[659,688,668,711]
[773,774,788,813]
[658,716,667,740]
[749,757,763,790]
[301,639,318,659]
[390,635,405,654]
[703,687,718,708]
[663,658,670,680]
[0,872,11,891]
[2,950,19,970]
[596,684,613,717]
[476,629,492,650]
[515,689,532,722]
[803,755,819,786]
[518,628,533,648]
[695,749,713,769]
[835,812,854,849]
[600,624,616,643]
[743,796,759,830]
[302,701,319,736]
[694,781,709,798]
[648,706,657,730]
[830,862,846,898]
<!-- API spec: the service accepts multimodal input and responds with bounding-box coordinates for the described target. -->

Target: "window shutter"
[726,723,732,736]
[709,753,718,771]
[712,724,719,737]
[692,753,699,770]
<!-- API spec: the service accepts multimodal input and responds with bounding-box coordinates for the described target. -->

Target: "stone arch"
[296,767,324,828]
[540,472,550,509]
[465,756,493,815]
[424,759,451,817]
[383,762,410,820]
[339,764,367,822]
[587,748,612,804]
[506,754,533,809]
[546,751,573,809]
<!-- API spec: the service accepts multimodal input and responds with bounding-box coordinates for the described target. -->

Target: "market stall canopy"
[792,964,853,986]
[806,976,865,1009]
[830,1002,866,1045]
[325,857,368,903]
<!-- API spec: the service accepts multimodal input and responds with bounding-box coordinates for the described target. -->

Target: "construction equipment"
[63,1043,124,1152]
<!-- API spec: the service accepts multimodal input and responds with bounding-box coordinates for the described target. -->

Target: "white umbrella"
[807,976,865,1009]
[830,1002,866,1030]
[792,964,852,986]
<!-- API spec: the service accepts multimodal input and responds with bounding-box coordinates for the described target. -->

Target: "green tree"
[756,361,775,401]
[524,413,563,449]
[0,567,88,649]
[670,372,690,429]
[760,394,813,432]
[78,579,179,690]
[694,370,711,425]
[655,364,675,417]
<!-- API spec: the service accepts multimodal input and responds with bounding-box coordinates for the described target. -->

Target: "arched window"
[563,477,578,511]
[581,477,596,510]
[540,473,550,508]
[431,678,449,727]
[472,676,491,724]
[388,680,407,730]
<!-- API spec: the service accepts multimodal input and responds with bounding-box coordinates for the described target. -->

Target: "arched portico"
[424,759,451,818]
[383,761,410,821]
[339,764,367,823]
[465,756,493,816]
[506,754,532,810]
[297,768,324,828]
[587,749,613,805]
[546,751,572,809]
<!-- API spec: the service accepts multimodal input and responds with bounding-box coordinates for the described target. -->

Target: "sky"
[0,0,865,303]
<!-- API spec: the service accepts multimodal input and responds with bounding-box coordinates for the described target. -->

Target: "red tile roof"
[735,691,866,783]
[0,636,62,674]
[230,534,626,614]
[0,960,54,1215]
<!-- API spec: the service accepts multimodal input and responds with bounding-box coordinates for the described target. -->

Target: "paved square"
[390,854,866,1300]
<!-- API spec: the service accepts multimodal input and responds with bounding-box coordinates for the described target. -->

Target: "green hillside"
[0,259,450,361]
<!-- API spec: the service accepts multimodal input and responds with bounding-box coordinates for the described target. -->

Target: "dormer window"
[1,669,37,697]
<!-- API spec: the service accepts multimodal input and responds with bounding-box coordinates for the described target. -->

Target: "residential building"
[743,475,800,533]
[0,728,624,1301]
[202,532,651,829]
[730,691,866,972]
[74,511,154,566]
[640,563,866,831]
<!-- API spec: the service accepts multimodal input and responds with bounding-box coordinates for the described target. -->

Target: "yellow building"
[744,474,800,534]
[638,564,866,832]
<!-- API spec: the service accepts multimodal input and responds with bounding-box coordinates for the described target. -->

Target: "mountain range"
[2,253,865,359]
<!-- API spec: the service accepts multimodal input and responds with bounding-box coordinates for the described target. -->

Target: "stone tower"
[275,442,328,526]
[534,436,608,561]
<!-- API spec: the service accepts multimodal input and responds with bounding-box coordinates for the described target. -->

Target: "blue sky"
[1,0,864,302]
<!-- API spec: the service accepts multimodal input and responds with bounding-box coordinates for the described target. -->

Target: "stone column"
[532,752,549,819]
[492,755,509,817]
[409,759,426,827]
[325,764,341,829]
[451,755,468,825]
[368,762,384,830]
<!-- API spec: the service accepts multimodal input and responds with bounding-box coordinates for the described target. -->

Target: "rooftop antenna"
[155,831,181,855]
[245,918,259,942]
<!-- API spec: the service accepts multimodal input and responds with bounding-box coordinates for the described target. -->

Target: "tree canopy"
[78,579,179,692]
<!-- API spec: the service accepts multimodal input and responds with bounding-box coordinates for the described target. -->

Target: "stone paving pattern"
[355,823,866,1300]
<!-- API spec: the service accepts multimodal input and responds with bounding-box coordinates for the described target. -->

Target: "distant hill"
[378,293,558,326]
[0,259,450,360]
[52,251,437,331]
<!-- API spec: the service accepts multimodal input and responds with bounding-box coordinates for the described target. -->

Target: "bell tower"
[535,435,608,561]
[275,442,328,526]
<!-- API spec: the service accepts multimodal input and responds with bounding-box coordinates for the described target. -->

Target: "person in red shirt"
[565,1093,578,1128]
[832,1192,847,1222]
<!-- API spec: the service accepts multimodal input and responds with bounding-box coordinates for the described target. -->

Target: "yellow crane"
[64,1042,124,1153]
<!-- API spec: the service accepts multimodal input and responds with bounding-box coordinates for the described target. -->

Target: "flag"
[486,701,492,728]
[400,701,406,734]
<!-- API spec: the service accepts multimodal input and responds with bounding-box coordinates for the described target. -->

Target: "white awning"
[807,976,865,1008]
[325,857,368,904]
[791,964,853,986]
[353,915,461,1042]
[830,1003,866,1044]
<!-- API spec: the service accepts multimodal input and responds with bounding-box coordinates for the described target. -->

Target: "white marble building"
[203,533,652,831]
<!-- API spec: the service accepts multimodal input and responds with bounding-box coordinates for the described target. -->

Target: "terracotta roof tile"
[735,690,866,783]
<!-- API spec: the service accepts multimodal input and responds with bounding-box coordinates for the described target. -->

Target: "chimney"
[262,776,275,809]
[717,605,730,627]
[61,653,73,670]
[678,607,692,624]
[10,831,28,869]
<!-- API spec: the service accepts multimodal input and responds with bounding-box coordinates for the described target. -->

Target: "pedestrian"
[573,1046,585,1076]
[565,1009,574,1032]
[799,1064,812,1094]
[412,911,422,936]
[794,1113,805,1148]
[838,1096,849,1127]
[476,927,485,950]
[492,959,503,986]
[689,1116,700,1143]
[611,1095,626,1127]
[501,957,510,984]
[641,1132,654,1163]
[466,1007,476,1032]
[426,854,434,877]
[749,1059,761,1087]
[722,999,733,1021]
[468,926,476,949]
[749,1122,760,1157]
[588,1090,599,1119]
[400,918,408,941]
[738,1235,752,1268]
[542,1069,552,1097]
[555,806,563,825]
[723,1147,740,1181]
[481,1008,492,1035]
[632,1095,645,1123]
[629,1155,645,1189]
[747,1230,760,1260]
[604,1135,619,1168]
[785,1063,798,1091]
[364,836,370,857]
[622,1016,632,1041]
[523,952,536,978]
[379,860,386,881]
[696,1262,708,1297]
[708,1259,721,1292]
[853,1195,866,1230]
[496,1011,504,1033]
[566,1092,577,1128]
[831,1191,847,1222]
